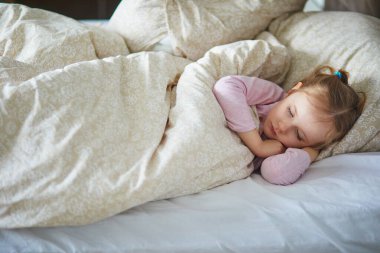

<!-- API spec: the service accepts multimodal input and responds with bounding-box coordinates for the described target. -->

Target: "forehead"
[288,92,334,144]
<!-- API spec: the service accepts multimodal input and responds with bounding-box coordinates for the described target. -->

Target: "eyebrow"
[293,105,309,143]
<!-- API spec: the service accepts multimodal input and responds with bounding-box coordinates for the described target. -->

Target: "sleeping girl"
[213,66,365,185]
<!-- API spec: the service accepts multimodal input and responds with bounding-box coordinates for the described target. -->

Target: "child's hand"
[238,130,285,158]
[261,148,311,185]
[302,147,319,162]
[258,139,286,158]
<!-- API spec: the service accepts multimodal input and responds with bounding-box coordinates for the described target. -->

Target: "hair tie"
[334,71,343,80]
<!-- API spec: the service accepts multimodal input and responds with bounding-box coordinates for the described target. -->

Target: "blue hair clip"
[334,71,342,80]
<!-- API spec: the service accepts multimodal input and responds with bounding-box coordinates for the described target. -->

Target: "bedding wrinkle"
[2,37,15,59]
[0,83,16,107]
[0,5,17,27]
[1,3,380,251]
[176,4,192,41]
[342,40,373,69]
[1,150,88,222]
[298,202,352,252]
[0,3,302,227]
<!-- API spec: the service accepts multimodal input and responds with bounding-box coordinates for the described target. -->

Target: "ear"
[286,82,303,96]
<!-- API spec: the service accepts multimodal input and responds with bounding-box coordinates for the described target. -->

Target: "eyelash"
[287,106,302,141]
[287,107,293,117]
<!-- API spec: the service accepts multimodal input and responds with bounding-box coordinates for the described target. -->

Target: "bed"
[1,152,379,252]
[1,1,380,252]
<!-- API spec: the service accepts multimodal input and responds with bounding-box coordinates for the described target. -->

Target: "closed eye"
[288,106,303,141]
[287,107,293,117]
[296,129,303,141]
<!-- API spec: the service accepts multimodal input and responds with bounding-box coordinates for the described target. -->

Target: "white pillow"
[107,0,167,53]
[107,0,306,60]
[166,0,306,60]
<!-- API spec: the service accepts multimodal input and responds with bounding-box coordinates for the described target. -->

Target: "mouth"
[270,122,277,137]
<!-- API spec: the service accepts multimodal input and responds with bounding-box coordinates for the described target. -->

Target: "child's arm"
[213,75,318,185]
[238,130,285,158]
[213,75,285,133]
[260,147,319,185]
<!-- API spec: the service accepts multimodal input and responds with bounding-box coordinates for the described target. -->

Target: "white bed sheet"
[1,152,379,253]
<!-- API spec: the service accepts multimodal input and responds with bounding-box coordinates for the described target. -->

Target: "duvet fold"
[0,4,289,227]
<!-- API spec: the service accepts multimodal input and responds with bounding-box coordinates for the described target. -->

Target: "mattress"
[1,152,379,253]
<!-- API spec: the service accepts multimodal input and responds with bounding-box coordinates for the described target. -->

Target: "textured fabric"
[269,11,380,159]
[0,4,128,73]
[213,75,310,185]
[107,0,166,53]
[166,0,307,60]
[0,4,290,229]
[106,0,306,60]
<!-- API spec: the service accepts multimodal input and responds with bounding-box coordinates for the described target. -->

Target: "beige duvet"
[0,4,289,227]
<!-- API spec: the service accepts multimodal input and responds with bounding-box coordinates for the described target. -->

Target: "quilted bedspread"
[0,4,289,227]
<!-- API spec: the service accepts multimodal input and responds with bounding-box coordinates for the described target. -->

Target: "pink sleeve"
[261,148,311,185]
[213,75,285,132]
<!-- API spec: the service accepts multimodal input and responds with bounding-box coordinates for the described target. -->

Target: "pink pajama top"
[213,75,311,185]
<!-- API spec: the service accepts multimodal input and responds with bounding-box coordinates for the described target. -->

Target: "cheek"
[263,107,281,138]
[263,113,275,137]
[280,138,303,148]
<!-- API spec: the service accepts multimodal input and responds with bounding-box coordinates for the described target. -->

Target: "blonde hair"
[296,66,366,149]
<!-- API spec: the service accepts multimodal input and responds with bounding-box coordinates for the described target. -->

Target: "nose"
[277,120,290,133]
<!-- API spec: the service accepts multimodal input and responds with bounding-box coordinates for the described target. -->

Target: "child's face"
[263,91,334,149]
